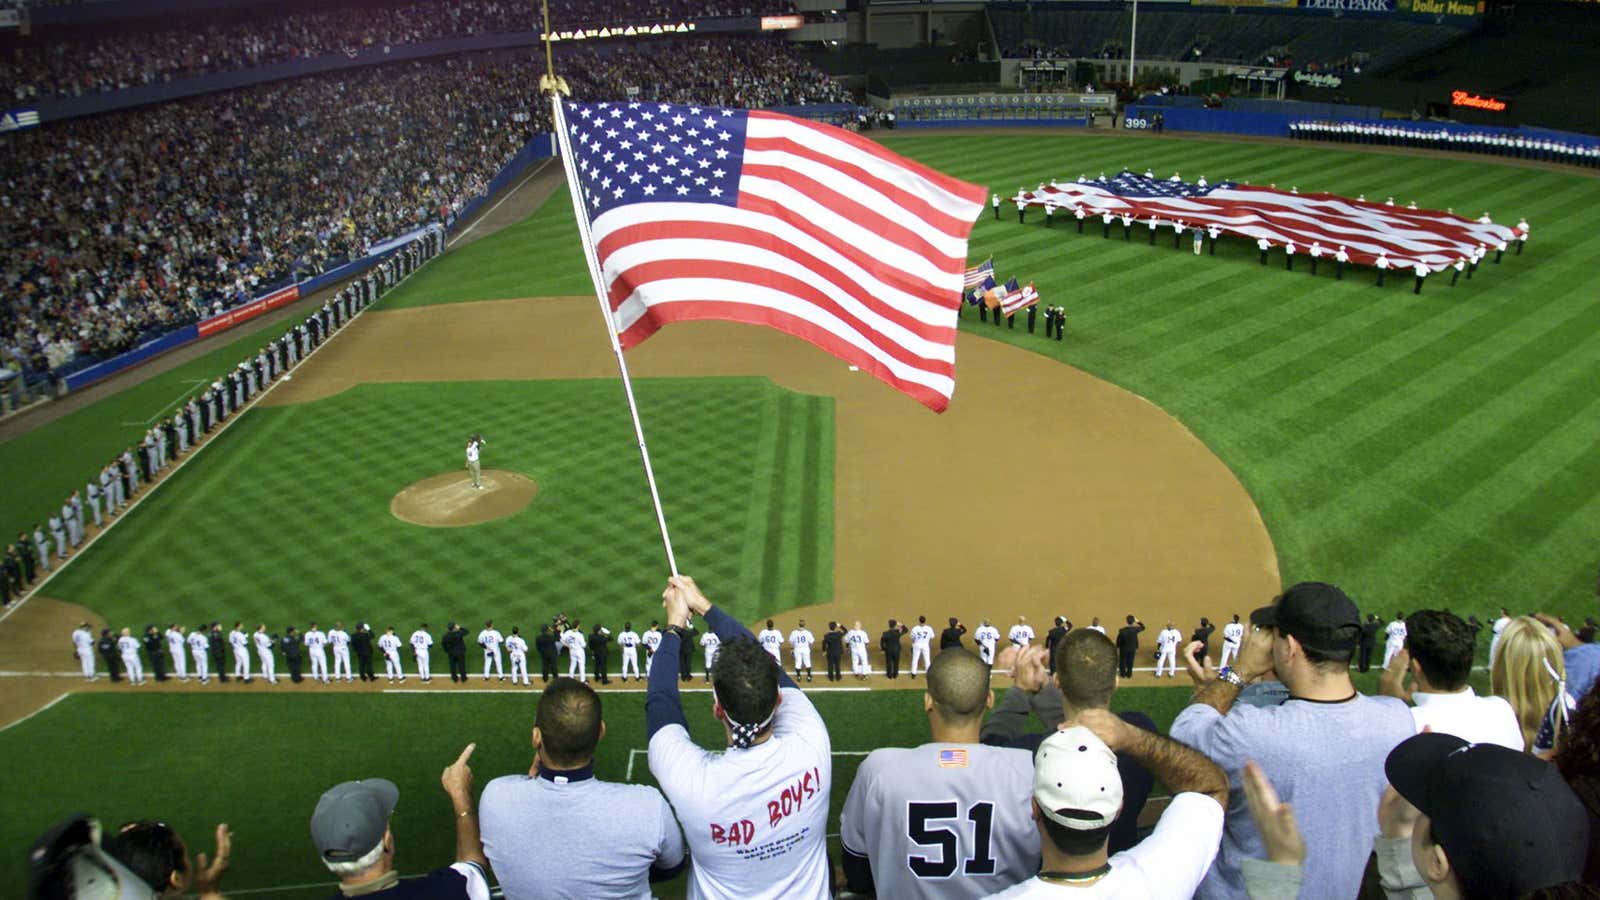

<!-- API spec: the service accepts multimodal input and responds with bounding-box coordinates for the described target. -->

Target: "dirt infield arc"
[264,296,1281,638]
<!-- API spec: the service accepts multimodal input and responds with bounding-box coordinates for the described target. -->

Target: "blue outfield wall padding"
[1123,106,1297,137]
[62,325,200,392]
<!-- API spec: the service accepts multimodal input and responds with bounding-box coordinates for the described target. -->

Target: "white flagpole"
[545,90,680,577]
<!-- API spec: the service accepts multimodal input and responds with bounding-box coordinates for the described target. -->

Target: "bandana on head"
[719,692,776,749]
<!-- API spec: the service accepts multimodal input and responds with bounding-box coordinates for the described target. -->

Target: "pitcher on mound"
[465,433,486,490]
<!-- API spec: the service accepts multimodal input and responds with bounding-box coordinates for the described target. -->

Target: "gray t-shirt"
[1171,692,1414,900]
[480,770,685,900]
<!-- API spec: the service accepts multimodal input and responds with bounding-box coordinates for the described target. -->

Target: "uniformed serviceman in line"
[1335,245,1350,279]
[535,624,559,682]
[209,622,230,683]
[992,193,1001,220]
[143,625,168,682]
[352,623,376,681]
[1309,241,1324,276]
[443,622,469,682]
[1284,240,1296,271]
[1376,251,1390,287]
[282,625,304,683]
[1413,261,1428,294]
[1451,256,1466,286]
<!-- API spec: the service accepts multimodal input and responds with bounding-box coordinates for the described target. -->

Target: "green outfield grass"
[44,377,833,629]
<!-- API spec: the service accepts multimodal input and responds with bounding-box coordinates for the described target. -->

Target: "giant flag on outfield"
[1018,172,1517,271]
[561,101,988,412]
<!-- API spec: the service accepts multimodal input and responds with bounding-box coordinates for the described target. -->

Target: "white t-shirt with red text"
[648,686,832,899]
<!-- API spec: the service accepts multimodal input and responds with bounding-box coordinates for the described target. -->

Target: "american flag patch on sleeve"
[938,749,969,768]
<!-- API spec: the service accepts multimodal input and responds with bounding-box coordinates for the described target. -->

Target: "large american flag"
[562,101,987,412]
[1019,172,1516,271]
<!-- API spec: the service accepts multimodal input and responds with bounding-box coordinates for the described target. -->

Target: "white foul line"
[0,241,443,627]
[121,378,209,426]
[448,160,553,248]
[0,692,67,733]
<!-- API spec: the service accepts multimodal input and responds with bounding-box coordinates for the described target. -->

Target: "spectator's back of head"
[711,638,779,741]
[1387,732,1590,898]
[103,822,187,895]
[925,649,991,724]
[1250,581,1361,672]
[1492,616,1566,750]
[1032,727,1122,856]
[535,677,603,768]
[1405,609,1476,691]
[1054,629,1117,709]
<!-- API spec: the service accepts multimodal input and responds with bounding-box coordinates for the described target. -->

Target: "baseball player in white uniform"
[908,617,935,677]
[1008,618,1034,651]
[700,629,721,683]
[479,620,505,680]
[506,628,530,685]
[305,623,330,683]
[465,434,485,489]
[789,620,815,683]
[188,627,210,683]
[1155,622,1182,677]
[642,624,663,676]
[409,625,433,682]
[254,625,277,684]
[846,621,871,679]
[329,622,352,681]
[1383,614,1408,669]
[378,627,405,681]
[118,628,144,685]
[1219,615,1245,669]
[618,624,642,680]
[166,625,187,680]
[758,620,785,666]
[71,623,96,681]
[562,622,587,682]
[973,620,1000,665]
[228,623,251,682]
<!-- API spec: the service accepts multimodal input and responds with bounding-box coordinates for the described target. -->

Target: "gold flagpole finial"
[538,0,569,96]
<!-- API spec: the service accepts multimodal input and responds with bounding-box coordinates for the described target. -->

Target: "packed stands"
[0,39,844,374]
[989,6,1471,74]
[0,0,797,102]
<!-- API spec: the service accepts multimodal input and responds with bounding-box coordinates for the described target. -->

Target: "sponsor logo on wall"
[1292,71,1344,88]
[1451,90,1508,112]
[0,108,40,132]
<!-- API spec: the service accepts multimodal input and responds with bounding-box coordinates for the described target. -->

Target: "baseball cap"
[1033,727,1123,831]
[310,779,398,863]
[1386,732,1590,896]
[1250,582,1360,651]
[28,815,158,900]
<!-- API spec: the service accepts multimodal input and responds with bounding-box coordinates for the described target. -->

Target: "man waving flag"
[560,101,987,412]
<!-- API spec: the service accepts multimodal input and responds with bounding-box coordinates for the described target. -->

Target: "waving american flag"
[561,101,987,412]
[1019,172,1516,271]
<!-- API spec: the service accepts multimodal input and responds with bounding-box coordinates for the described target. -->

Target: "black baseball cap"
[1250,582,1360,651]
[1386,732,1589,896]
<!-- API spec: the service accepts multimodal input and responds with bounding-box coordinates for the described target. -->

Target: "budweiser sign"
[1451,90,1507,112]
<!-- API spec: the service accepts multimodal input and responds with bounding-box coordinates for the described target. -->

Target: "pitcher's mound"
[390,470,538,527]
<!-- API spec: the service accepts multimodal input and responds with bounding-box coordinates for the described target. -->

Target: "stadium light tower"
[1128,0,1139,85]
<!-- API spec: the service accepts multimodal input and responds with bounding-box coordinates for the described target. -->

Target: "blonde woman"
[1491,616,1576,756]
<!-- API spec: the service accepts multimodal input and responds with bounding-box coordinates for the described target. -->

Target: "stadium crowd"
[0,39,845,376]
[1,232,439,611]
[31,575,1600,899]
[1,0,797,102]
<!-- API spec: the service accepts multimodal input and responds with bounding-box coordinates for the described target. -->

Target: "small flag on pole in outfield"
[558,100,988,412]
[1001,283,1040,316]
[963,257,995,289]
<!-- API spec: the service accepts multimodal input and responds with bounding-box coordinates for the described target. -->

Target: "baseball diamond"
[3,114,1599,898]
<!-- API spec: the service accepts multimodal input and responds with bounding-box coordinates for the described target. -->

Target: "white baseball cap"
[1033,726,1123,830]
